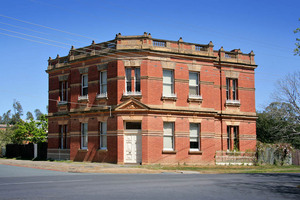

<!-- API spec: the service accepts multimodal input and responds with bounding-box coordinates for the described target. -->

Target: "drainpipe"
[219,47,224,152]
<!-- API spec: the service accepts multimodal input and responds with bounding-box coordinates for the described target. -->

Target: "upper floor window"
[100,71,107,94]
[189,72,199,96]
[163,69,175,97]
[59,81,68,102]
[125,68,132,92]
[124,68,141,96]
[81,74,88,96]
[226,78,238,100]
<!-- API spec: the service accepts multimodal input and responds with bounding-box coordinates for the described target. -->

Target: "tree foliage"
[258,70,300,148]
[11,100,23,124]
[257,102,300,148]
[34,109,43,120]
[294,18,300,56]
[12,114,48,144]
[0,101,47,146]
[26,111,34,120]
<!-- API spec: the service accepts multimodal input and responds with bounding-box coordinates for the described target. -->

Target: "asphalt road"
[0,164,300,200]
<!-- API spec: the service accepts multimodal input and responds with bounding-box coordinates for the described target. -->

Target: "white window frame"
[163,122,174,151]
[81,123,88,149]
[100,122,107,150]
[60,81,68,102]
[189,72,200,97]
[163,69,175,97]
[99,70,107,96]
[189,123,200,151]
[81,74,88,96]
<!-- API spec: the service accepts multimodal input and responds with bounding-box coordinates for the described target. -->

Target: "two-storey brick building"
[47,33,257,164]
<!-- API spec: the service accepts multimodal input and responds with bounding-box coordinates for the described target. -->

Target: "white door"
[124,134,142,164]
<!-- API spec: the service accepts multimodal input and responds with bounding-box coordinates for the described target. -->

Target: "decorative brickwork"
[47,33,257,164]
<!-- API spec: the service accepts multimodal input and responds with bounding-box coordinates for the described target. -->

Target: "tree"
[0,126,14,147]
[11,100,23,124]
[2,110,12,124]
[294,18,300,55]
[275,71,300,123]
[257,102,300,148]
[12,114,48,144]
[26,111,34,120]
[34,109,43,120]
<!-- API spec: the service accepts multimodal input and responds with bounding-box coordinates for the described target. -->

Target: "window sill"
[58,101,68,105]
[188,150,203,155]
[122,91,142,99]
[225,100,240,107]
[188,97,203,103]
[96,93,108,100]
[161,96,177,101]
[162,150,177,154]
[122,94,142,99]
[78,95,89,102]
[97,148,108,152]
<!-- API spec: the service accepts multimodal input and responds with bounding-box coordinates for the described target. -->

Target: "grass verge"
[137,164,300,174]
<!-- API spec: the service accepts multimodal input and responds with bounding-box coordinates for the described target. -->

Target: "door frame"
[123,121,142,164]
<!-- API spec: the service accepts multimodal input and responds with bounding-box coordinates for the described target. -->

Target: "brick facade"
[47,33,257,164]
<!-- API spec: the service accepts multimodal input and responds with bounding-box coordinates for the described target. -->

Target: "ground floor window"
[59,125,67,149]
[100,122,107,149]
[163,122,174,151]
[227,126,239,151]
[81,123,88,149]
[190,123,200,150]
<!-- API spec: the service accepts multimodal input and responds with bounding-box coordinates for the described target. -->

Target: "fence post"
[34,143,37,159]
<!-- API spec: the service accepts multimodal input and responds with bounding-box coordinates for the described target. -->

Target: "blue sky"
[0,0,299,116]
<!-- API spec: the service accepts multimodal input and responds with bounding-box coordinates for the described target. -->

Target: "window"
[81,74,88,96]
[163,70,175,97]
[135,68,140,92]
[190,123,200,150]
[59,81,68,102]
[163,122,174,150]
[226,78,238,100]
[81,123,88,149]
[227,126,239,151]
[125,122,141,130]
[124,68,141,95]
[232,79,237,100]
[189,72,199,96]
[59,125,67,149]
[100,122,107,149]
[125,68,132,92]
[100,71,107,94]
